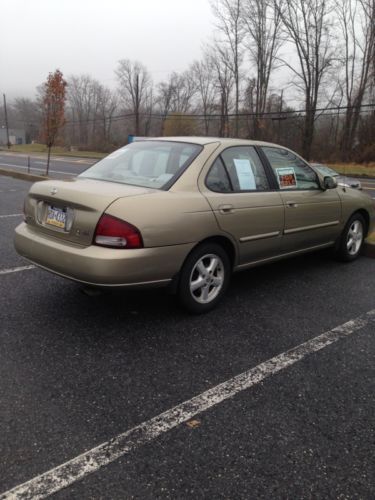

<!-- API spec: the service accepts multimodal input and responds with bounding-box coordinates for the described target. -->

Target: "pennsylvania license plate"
[46,206,67,229]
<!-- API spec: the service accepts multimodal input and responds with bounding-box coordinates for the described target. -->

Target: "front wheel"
[335,213,366,262]
[178,243,231,314]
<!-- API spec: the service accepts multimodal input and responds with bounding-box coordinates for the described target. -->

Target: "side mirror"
[323,176,337,190]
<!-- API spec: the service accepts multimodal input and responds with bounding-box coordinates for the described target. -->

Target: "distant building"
[0,127,26,145]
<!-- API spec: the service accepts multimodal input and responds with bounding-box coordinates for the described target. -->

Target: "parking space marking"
[0,265,35,275]
[0,163,73,176]
[1,308,374,500]
[0,214,23,219]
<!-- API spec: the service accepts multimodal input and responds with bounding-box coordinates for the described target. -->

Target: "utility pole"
[278,89,284,143]
[3,94,11,149]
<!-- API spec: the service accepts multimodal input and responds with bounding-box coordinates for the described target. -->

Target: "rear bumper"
[14,223,194,288]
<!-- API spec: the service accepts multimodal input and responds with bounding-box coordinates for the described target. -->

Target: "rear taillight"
[94,214,143,249]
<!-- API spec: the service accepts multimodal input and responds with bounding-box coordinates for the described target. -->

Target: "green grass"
[367,232,375,244]
[327,162,375,177]
[0,143,106,159]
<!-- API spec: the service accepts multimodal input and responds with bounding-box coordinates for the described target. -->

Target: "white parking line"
[0,163,74,176]
[1,308,374,500]
[0,265,35,275]
[0,213,23,219]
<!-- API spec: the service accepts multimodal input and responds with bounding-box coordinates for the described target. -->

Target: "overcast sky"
[0,0,216,100]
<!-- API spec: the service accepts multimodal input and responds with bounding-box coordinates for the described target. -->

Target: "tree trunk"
[302,112,314,160]
[46,145,52,176]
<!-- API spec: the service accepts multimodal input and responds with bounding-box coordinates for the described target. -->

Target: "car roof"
[145,136,283,148]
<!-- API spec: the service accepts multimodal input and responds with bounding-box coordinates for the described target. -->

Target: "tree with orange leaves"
[41,69,67,175]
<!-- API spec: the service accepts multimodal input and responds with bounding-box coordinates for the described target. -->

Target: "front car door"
[200,145,285,265]
[260,146,342,253]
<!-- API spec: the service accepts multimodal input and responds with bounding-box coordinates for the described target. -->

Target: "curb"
[0,167,49,182]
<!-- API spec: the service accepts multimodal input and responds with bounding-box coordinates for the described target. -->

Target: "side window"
[262,146,320,190]
[206,157,232,192]
[221,146,270,191]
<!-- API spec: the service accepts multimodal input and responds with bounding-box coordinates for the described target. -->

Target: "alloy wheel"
[346,220,363,256]
[189,254,225,304]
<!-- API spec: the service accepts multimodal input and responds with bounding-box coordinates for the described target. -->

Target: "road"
[0,175,375,499]
[0,151,95,178]
[361,177,375,198]
[1,151,374,198]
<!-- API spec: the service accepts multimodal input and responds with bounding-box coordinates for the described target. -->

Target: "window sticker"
[276,167,297,189]
[233,159,256,190]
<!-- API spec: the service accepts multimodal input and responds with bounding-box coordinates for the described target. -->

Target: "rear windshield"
[79,141,203,189]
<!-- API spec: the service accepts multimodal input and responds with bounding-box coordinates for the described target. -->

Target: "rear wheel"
[335,213,366,262]
[178,243,231,314]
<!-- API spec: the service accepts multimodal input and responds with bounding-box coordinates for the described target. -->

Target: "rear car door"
[201,146,284,265]
[260,146,342,252]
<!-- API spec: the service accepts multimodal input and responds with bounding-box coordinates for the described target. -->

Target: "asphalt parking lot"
[1,175,375,499]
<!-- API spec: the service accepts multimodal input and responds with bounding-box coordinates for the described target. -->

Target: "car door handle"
[286,201,298,208]
[218,204,234,214]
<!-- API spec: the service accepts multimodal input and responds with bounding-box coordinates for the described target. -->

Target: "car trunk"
[24,178,151,246]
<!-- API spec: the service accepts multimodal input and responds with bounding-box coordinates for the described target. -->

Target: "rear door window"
[206,146,270,193]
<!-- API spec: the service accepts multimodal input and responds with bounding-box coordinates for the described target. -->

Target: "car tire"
[178,243,231,314]
[335,213,366,262]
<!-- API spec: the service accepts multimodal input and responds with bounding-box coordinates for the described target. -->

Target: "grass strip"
[327,162,375,177]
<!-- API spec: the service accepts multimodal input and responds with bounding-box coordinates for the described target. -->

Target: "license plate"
[46,206,67,229]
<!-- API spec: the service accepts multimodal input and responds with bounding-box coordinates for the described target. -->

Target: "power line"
[5,102,375,127]
[62,102,375,124]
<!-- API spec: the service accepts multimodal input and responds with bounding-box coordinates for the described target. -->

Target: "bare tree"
[242,0,283,139]
[156,72,196,135]
[67,75,118,150]
[276,0,335,159]
[210,46,235,137]
[171,72,196,113]
[335,0,375,160]
[191,54,217,135]
[68,75,97,146]
[143,87,154,136]
[156,78,175,135]
[95,84,118,148]
[211,0,245,136]
[116,59,152,135]
[13,97,40,143]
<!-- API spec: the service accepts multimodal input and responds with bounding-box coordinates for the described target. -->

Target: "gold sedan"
[14,138,375,313]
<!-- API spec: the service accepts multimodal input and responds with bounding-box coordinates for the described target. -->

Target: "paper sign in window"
[233,159,256,190]
[276,167,297,189]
